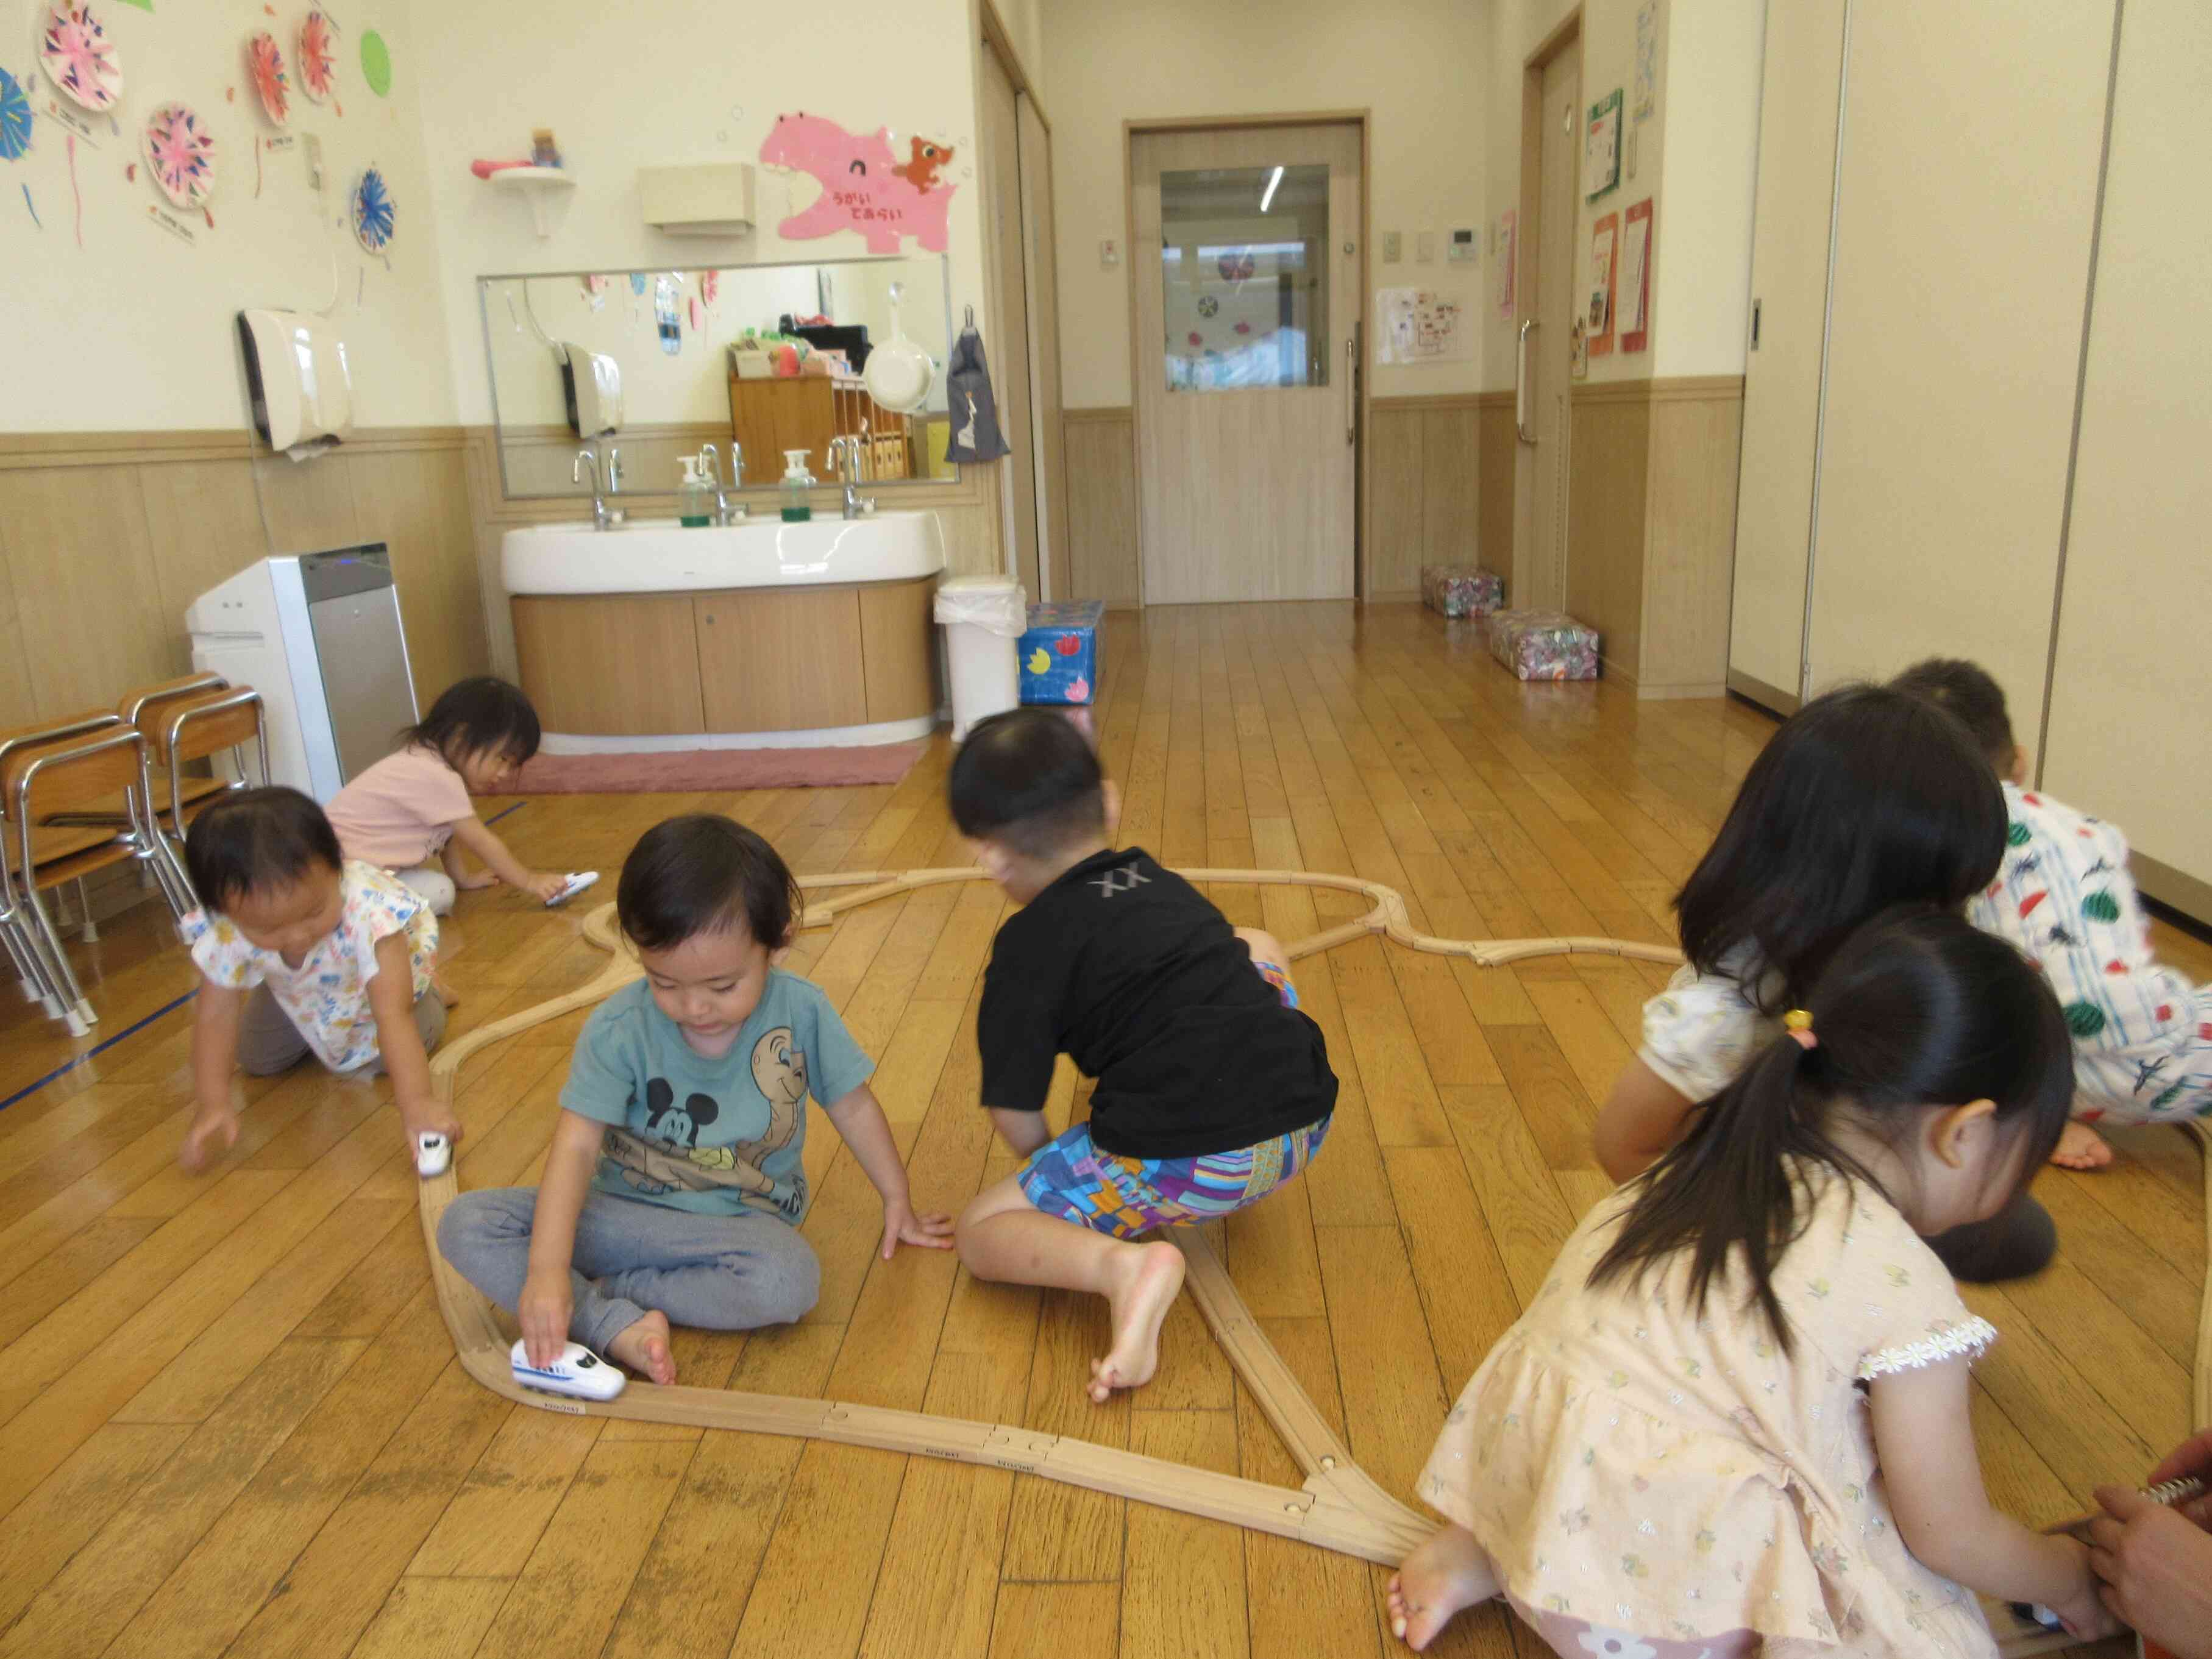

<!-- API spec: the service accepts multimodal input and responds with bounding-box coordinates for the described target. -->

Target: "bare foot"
[2052,1120,2113,1170]
[604,1310,676,1385]
[432,970,461,1009]
[1388,1525,1499,1651]
[1088,1240,1185,1404]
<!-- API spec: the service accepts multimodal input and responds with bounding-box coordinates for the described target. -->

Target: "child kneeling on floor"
[438,815,950,1385]
[1391,909,2118,1655]
[178,787,454,1171]
[950,709,1339,1404]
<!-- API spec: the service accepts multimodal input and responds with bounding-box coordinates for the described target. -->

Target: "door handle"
[1345,334,1357,446]
[1516,319,1538,443]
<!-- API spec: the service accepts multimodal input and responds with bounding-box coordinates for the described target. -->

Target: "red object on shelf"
[469,157,533,179]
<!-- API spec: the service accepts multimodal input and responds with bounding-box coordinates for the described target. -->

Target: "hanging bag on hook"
[942,307,1011,464]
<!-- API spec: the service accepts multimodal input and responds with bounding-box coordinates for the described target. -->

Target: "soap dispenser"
[779,449,815,524]
[677,455,714,528]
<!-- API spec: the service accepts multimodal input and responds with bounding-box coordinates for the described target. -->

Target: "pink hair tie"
[1784,1009,1817,1051]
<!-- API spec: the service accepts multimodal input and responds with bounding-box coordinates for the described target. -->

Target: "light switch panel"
[1099,238,1120,269]
[1415,230,1435,264]
[1382,230,1402,264]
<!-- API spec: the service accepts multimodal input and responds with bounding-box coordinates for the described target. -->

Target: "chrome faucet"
[573,447,614,531]
[699,444,746,524]
[829,435,875,520]
[604,445,627,524]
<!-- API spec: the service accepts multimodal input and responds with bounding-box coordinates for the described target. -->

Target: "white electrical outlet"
[1415,230,1435,264]
[1382,230,1402,264]
[1099,238,1120,269]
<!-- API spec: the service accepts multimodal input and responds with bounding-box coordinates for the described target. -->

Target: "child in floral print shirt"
[177,788,456,1172]
[1389,911,2114,1657]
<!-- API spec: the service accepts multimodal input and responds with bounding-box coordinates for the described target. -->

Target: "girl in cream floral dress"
[1389,911,2119,1657]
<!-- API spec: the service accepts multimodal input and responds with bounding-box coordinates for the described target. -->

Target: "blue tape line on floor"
[0,984,199,1115]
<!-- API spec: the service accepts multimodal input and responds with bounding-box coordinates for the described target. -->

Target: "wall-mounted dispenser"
[639,163,756,236]
[238,309,354,456]
[557,343,624,438]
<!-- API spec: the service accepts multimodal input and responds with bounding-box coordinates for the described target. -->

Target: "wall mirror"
[479,254,955,500]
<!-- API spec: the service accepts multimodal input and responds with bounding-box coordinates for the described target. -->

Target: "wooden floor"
[0,601,2204,1659]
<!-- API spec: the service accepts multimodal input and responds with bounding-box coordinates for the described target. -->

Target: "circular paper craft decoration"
[143,102,216,208]
[352,166,394,252]
[700,270,719,305]
[0,68,33,162]
[297,9,338,105]
[40,2,122,113]
[687,296,703,331]
[247,32,290,126]
[358,30,391,98]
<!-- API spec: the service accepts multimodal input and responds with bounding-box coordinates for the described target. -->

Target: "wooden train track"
[419,869,2209,1657]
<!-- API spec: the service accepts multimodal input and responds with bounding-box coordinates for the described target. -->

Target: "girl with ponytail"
[1388,909,2103,1657]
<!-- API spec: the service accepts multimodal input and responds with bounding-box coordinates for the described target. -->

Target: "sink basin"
[502,510,945,595]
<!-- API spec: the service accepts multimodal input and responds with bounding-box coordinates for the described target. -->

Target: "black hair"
[1591,907,2072,1350]
[402,677,542,770]
[1890,658,2016,769]
[183,786,344,911]
[947,707,1107,861]
[616,814,800,953]
[1675,683,2006,1014]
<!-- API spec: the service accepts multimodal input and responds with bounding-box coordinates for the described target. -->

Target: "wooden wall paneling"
[250,452,361,556]
[1418,404,1479,572]
[1061,410,1139,608]
[0,500,41,728]
[0,464,176,717]
[497,422,736,500]
[1565,386,1652,685]
[351,447,486,709]
[512,594,705,737]
[857,577,942,723]
[137,461,269,641]
[1637,386,1743,696]
[695,589,868,734]
[1018,92,1072,603]
[1367,405,1427,599]
[1474,393,1516,588]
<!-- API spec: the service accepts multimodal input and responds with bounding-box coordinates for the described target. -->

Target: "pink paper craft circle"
[40,1,121,113]
[297,10,338,106]
[688,297,704,331]
[247,31,290,127]
[143,101,217,208]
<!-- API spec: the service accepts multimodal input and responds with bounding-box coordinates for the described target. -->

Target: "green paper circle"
[360,30,392,98]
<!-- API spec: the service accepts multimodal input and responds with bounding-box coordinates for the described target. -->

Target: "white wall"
[1042,0,1491,408]
[1480,0,1760,390]
[411,0,997,430]
[0,0,457,430]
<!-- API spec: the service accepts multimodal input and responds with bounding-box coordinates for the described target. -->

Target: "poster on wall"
[1620,199,1652,352]
[758,113,956,254]
[1585,88,1621,202]
[1376,287,1471,364]
[1495,210,1516,321]
[1587,211,1618,358]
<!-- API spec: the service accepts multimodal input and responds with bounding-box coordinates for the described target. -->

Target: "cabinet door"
[511,595,705,736]
[694,589,867,734]
[857,577,939,722]
[1727,0,1847,709]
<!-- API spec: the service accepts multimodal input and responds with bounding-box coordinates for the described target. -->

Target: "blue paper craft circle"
[0,67,33,162]
[353,166,396,252]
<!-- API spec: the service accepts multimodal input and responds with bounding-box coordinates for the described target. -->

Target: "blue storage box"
[1018,600,1103,705]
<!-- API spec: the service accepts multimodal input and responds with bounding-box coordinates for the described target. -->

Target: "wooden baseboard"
[1634,680,1727,702]
[1725,667,1800,717]
[2134,850,2212,931]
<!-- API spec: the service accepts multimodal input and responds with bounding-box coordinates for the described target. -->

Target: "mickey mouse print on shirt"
[564,972,878,1223]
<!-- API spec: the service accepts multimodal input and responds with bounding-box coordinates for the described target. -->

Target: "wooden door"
[1131,123,1361,603]
[980,44,1041,600]
[1522,41,1579,616]
[694,589,866,733]
[1726,0,1847,711]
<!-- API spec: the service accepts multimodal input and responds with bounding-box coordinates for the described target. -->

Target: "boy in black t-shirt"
[950,709,1338,1404]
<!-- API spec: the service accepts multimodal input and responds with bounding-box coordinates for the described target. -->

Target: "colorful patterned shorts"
[1017,960,1329,1239]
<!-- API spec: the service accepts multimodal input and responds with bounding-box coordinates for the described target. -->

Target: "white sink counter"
[502,510,945,595]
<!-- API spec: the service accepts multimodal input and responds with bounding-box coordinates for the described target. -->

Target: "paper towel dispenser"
[557,343,624,438]
[238,309,354,455]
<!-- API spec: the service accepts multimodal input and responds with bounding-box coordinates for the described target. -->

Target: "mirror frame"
[476,254,958,502]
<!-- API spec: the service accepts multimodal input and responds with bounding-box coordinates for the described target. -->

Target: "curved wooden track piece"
[419,870,2205,1654]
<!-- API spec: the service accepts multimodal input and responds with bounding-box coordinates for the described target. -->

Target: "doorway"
[1129,122,1364,603]
[978,34,1069,599]
[1517,22,1580,613]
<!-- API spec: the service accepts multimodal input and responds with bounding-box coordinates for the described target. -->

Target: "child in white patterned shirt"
[1893,658,2211,1169]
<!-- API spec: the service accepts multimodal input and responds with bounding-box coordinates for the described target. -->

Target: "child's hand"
[399,1097,463,1157]
[878,1198,955,1260]
[517,1269,573,1368]
[522,870,571,903]
[2049,1535,2125,1640]
[178,1104,240,1172]
[453,868,499,892]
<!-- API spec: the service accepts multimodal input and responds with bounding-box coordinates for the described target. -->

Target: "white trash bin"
[934,576,1026,742]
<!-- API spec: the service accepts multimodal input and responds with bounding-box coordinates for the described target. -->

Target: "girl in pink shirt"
[327,679,567,993]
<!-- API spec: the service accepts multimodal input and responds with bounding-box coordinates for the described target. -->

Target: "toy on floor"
[414,1131,450,1178]
[509,1338,627,1401]
[545,871,599,907]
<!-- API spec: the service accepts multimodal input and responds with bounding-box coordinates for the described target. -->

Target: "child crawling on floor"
[438,814,949,1385]
[950,708,1339,1403]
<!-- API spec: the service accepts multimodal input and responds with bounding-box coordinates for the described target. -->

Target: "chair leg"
[76,877,98,943]
[150,833,197,922]
[24,885,96,1028]
[12,909,82,1032]
[1,912,60,1016]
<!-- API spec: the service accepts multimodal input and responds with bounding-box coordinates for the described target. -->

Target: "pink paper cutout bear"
[759,112,955,255]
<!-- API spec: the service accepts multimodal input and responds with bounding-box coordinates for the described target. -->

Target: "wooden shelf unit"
[727,373,916,487]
